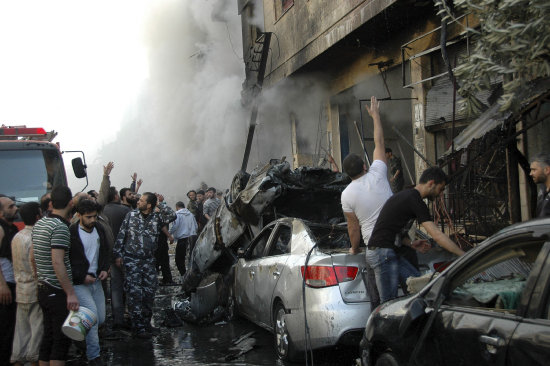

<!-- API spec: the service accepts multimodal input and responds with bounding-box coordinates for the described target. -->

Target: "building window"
[275,0,294,20]
[282,0,294,12]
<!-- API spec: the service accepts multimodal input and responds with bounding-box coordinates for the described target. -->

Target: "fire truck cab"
[0,126,86,206]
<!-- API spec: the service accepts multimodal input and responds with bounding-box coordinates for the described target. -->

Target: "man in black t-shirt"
[367,167,465,303]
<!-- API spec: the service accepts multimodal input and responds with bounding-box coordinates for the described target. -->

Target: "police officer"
[113,192,175,339]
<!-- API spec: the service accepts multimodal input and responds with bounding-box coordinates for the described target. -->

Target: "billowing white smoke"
[81,0,248,204]
[74,0,335,205]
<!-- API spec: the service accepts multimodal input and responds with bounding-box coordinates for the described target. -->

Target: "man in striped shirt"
[32,186,79,365]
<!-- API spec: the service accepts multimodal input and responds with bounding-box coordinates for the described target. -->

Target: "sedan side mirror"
[399,297,428,336]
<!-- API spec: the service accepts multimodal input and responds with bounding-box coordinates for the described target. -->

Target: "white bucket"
[61,306,97,341]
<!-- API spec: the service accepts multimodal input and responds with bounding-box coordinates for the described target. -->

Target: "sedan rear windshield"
[309,225,355,251]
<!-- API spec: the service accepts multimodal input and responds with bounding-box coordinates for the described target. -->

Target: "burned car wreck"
[181,158,351,293]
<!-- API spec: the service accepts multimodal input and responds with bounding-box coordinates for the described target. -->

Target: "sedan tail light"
[300,266,358,288]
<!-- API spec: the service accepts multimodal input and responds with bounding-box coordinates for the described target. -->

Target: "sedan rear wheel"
[274,302,298,362]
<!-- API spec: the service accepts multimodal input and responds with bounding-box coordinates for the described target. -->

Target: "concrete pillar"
[327,101,342,171]
[290,114,313,168]
[410,56,433,181]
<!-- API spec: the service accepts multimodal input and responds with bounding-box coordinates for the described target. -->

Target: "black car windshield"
[0,149,66,203]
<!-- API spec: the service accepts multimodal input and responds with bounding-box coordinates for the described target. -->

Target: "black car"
[361,217,550,366]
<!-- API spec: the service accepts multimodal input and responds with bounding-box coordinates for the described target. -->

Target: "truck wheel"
[273,302,299,362]
[375,352,400,366]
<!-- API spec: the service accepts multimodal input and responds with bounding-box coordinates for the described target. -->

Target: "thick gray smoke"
[251,75,332,166]
[79,0,248,203]
[71,0,339,204]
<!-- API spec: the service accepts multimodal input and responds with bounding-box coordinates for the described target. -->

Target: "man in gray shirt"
[203,187,220,221]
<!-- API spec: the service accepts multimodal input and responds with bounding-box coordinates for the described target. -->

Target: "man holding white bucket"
[69,199,110,366]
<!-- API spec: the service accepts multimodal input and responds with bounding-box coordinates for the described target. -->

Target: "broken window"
[267,224,291,256]
[249,225,275,259]
[310,225,353,252]
[445,238,545,313]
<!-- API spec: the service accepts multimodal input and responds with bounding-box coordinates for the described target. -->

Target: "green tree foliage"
[436,0,550,113]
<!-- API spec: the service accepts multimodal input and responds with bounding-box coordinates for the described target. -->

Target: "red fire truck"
[0,126,87,227]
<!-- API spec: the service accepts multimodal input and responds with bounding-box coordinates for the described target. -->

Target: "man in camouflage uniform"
[113,192,175,338]
[385,148,404,193]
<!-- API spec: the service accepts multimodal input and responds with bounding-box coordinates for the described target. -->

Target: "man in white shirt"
[69,199,110,366]
[340,96,391,309]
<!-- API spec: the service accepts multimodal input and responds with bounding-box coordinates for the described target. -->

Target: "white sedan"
[234,217,373,362]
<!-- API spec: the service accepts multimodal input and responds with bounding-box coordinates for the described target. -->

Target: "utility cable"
[301,227,337,365]
[225,22,243,61]
[271,31,281,60]
[302,242,318,364]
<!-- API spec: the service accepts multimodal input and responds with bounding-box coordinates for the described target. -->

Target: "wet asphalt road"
[66,257,360,365]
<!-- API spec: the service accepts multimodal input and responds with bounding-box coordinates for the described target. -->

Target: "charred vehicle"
[234,217,371,361]
[181,159,352,293]
[361,217,550,366]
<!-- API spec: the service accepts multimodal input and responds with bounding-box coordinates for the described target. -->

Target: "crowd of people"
[1,101,549,366]
[0,162,224,366]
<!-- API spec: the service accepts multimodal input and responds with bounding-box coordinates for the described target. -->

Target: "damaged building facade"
[237,0,550,241]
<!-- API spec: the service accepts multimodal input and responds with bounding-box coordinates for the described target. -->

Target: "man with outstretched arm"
[341,96,391,310]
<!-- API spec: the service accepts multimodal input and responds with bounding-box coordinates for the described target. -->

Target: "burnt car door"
[253,222,292,328]
[506,240,550,366]
[234,223,276,322]
[423,235,548,366]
